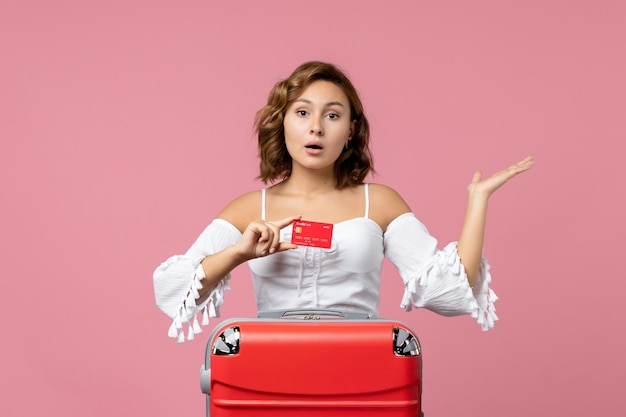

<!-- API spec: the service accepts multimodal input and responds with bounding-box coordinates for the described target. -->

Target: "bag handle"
[257,309,370,320]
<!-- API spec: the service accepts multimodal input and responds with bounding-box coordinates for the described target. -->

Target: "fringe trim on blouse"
[167,264,231,343]
[400,242,498,331]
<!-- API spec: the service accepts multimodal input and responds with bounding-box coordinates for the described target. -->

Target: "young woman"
[153,61,534,342]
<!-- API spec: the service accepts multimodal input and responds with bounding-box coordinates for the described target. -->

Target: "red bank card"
[291,220,334,249]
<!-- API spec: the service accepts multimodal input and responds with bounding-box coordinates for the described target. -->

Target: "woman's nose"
[309,119,324,136]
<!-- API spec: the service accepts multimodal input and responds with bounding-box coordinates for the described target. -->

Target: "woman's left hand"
[458,156,534,285]
[468,156,534,199]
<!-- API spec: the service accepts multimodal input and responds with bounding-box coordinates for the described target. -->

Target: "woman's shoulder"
[215,190,263,232]
[367,183,403,199]
[367,183,409,207]
[366,183,412,231]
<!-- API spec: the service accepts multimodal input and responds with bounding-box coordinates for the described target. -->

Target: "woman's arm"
[153,192,301,342]
[196,215,300,299]
[191,190,301,299]
[457,156,534,286]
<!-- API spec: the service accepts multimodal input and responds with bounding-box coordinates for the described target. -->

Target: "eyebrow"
[294,98,345,108]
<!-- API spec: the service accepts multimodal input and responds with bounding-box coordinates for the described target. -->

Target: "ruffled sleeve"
[153,219,242,342]
[384,213,498,331]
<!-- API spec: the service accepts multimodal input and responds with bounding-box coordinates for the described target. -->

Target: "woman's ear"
[349,119,356,139]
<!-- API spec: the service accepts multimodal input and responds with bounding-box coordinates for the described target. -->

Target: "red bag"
[200,310,423,416]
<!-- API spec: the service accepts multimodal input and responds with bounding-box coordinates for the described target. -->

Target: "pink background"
[1,1,625,416]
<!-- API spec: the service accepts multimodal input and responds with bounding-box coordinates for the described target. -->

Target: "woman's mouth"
[305,143,324,155]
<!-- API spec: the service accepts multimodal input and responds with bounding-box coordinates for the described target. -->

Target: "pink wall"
[1,1,624,415]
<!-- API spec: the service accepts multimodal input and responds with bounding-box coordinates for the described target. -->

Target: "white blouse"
[153,186,497,343]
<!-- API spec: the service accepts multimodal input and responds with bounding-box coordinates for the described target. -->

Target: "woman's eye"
[297,110,308,116]
[327,113,339,119]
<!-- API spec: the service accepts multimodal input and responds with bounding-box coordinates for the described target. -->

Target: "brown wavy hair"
[254,61,373,188]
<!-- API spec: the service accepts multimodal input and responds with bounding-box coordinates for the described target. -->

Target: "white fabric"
[248,217,385,317]
[384,213,497,329]
[153,185,497,343]
[153,220,240,342]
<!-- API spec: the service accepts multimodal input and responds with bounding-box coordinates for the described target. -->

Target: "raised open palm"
[468,156,534,199]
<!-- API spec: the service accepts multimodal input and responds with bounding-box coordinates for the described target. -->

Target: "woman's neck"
[275,170,338,197]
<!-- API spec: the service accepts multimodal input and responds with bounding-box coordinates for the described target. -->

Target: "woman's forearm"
[196,244,248,299]
[455,157,534,286]
[456,194,489,287]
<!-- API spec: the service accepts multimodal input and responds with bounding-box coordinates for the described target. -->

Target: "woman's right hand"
[235,216,301,260]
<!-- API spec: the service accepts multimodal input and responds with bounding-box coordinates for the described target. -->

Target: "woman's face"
[283,80,354,176]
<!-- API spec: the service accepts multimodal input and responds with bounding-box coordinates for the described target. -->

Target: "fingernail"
[260,250,267,256]
[269,248,276,254]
